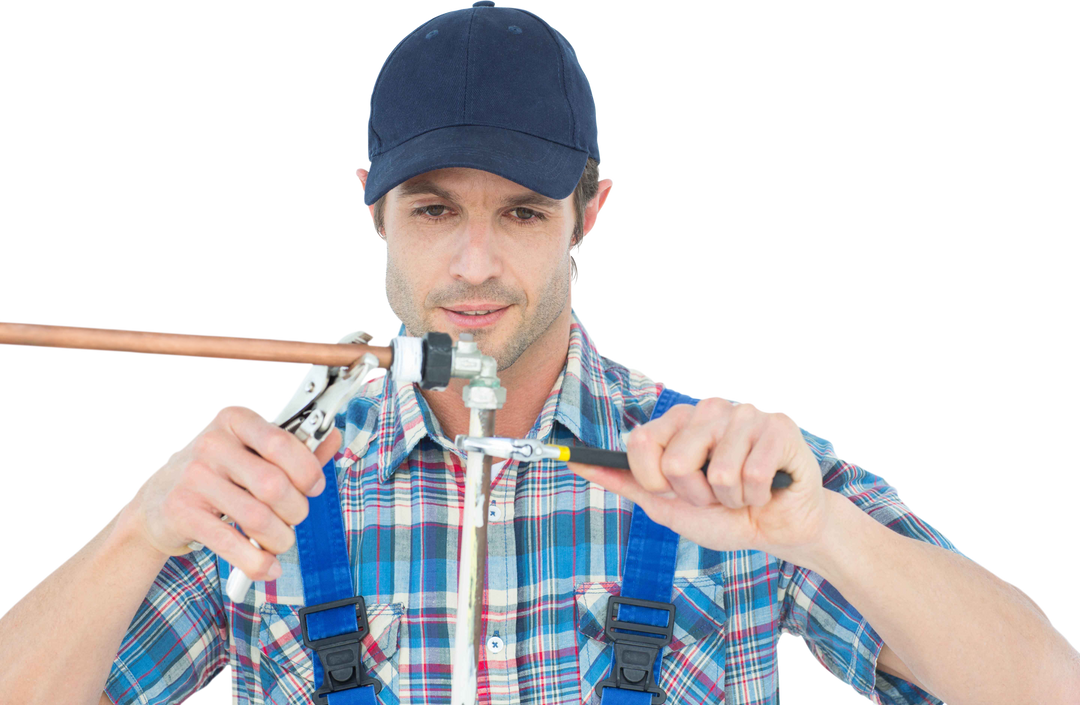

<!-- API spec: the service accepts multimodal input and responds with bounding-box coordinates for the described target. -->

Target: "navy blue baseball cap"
[363,1,599,206]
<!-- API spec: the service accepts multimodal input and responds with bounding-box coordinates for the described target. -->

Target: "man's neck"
[419,311,572,444]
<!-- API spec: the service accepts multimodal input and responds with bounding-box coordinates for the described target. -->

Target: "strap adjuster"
[596,596,675,705]
[298,596,382,704]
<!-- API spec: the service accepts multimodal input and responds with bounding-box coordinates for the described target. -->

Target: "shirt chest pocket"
[252,557,406,703]
[575,573,728,705]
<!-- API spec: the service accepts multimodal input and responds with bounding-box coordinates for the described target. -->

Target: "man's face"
[382,167,575,372]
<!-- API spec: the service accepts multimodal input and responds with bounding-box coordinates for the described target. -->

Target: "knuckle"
[659,453,691,478]
[252,469,289,505]
[626,426,652,453]
[696,397,727,415]
[217,406,243,424]
[733,402,757,418]
[708,466,739,488]
[191,430,221,458]
[181,459,212,486]
[183,453,208,475]
[191,423,216,451]
[777,410,803,425]
[264,430,294,462]
[245,503,278,537]
[744,465,769,484]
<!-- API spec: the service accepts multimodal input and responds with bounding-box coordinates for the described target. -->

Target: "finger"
[624,404,696,495]
[569,462,674,511]
[649,398,735,503]
[220,407,325,497]
[660,408,728,506]
[705,407,760,508]
[305,427,341,497]
[742,424,785,507]
[198,471,297,555]
[625,427,672,495]
[200,423,311,526]
[189,505,282,582]
[314,427,342,469]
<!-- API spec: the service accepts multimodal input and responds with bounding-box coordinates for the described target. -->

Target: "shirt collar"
[374,309,622,482]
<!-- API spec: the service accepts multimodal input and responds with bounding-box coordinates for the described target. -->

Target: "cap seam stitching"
[373,122,589,156]
[520,9,577,146]
[462,9,477,122]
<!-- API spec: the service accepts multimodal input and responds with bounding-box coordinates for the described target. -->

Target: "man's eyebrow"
[399,179,565,209]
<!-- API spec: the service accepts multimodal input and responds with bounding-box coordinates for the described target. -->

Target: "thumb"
[313,427,343,467]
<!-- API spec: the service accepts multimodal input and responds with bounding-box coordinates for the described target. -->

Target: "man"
[0,3,1077,705]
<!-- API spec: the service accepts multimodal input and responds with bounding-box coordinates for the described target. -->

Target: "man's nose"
[447,225,509,280]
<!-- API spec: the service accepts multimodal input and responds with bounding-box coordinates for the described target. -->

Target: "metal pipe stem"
[0,322,393,369]
[451,406,495,705]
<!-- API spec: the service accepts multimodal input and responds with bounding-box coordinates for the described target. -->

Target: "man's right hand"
[126,406,341,582]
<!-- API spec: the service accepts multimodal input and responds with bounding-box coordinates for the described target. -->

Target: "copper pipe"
[0,322,394,369]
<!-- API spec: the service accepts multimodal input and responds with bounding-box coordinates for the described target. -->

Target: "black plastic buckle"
[298,596,382,704]
[596,596,676,705]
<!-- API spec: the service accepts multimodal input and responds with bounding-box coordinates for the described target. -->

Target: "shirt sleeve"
[104,545,229,705]
[777,428,967,705]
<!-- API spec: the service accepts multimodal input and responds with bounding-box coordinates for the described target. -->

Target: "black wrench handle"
[566,446,794,491]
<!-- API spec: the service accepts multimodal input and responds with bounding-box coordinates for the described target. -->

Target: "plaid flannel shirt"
[105,311,963,704]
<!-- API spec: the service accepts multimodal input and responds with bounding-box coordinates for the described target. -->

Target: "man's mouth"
[442,305,510,328]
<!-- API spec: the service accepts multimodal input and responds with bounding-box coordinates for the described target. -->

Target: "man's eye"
[412,202,447,217]
[509,207,544,221]
[412,202,548,225]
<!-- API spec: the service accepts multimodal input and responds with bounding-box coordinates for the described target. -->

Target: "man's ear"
[356,168,377,225]
[356,167,369,189]
[583,175,617,241]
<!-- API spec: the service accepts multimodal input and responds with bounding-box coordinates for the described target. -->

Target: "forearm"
[790,491,1080,704]
[0,505,169,705]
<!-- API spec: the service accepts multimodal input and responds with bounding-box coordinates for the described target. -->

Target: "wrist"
[113,500,172,567]
[778,490,873,576]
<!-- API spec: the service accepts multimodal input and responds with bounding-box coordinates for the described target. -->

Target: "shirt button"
[486,635,505,654]
[489,501,502,521]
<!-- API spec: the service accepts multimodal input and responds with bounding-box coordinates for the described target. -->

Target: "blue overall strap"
[294,456,380,705]
[599,387,699,705]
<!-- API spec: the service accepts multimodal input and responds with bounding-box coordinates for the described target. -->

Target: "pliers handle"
[223,331,380,602]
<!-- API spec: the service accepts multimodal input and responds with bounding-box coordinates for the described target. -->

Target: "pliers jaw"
[274,331,378,451]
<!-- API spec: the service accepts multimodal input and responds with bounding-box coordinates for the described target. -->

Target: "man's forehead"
[393,168,565,208]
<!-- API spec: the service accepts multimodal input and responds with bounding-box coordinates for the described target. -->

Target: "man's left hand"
[568,399,828,559]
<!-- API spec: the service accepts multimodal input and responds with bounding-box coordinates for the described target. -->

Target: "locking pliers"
[272,331,380,450]
[223,330,380,601]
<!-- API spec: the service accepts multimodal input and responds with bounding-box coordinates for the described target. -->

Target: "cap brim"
[364,125,589,206]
